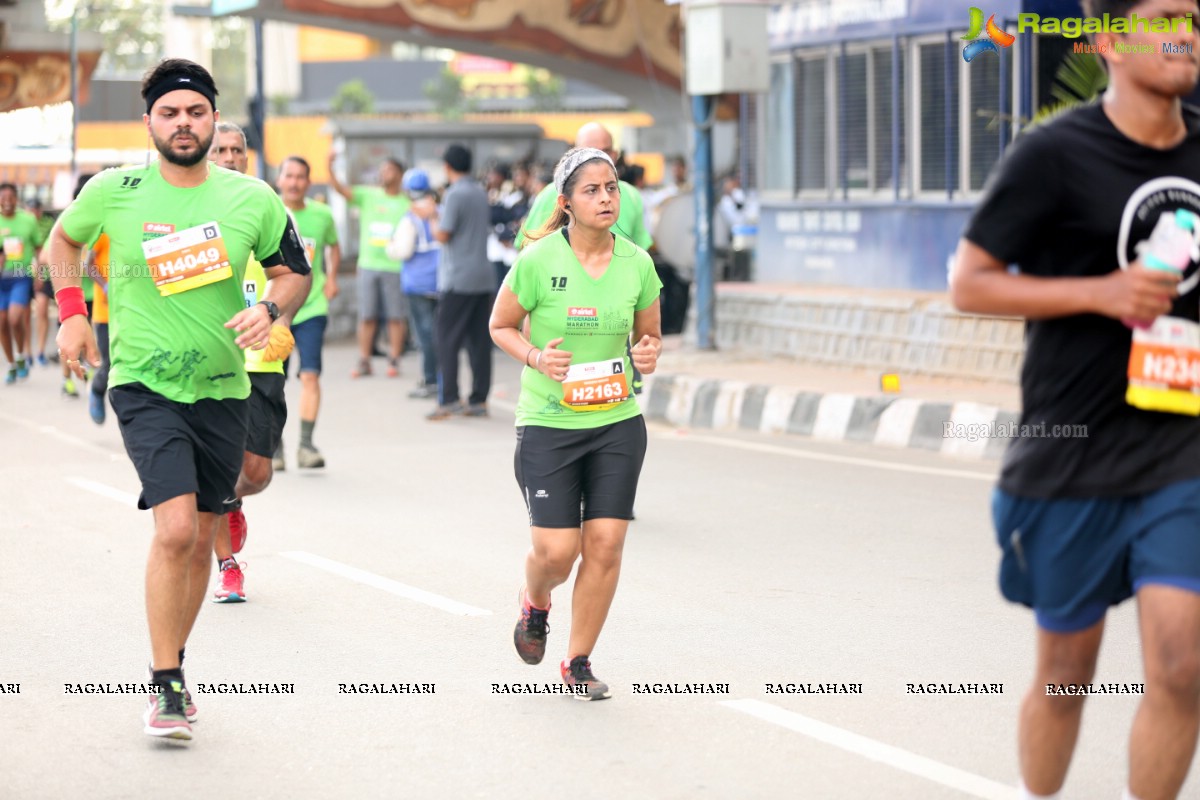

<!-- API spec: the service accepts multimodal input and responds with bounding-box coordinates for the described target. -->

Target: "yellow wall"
[299,27,381,62]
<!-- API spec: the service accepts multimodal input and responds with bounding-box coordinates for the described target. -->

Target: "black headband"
[144,74,217,115]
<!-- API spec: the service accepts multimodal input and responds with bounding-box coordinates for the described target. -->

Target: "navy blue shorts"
[290,315,327,375]
[0,277,33,311]
[992,477,1200,632]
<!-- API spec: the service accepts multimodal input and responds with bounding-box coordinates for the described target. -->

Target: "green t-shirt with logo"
[0,210,46,277]
[516,181,653,251]
[291,199,339,324]
[59,163,290,403]
[351,187,408,272]
[505,229,661,430]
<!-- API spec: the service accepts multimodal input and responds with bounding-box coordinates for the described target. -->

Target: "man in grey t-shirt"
[429,143,493,419]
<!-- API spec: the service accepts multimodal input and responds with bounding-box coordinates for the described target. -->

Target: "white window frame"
[760,52,798,200]
[910,34,959,199]
[959,29,1018,197]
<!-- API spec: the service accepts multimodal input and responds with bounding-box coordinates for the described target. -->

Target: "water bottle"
[1124,208,1200,329]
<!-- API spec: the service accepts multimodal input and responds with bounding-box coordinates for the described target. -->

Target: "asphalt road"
[0,344,1181,799]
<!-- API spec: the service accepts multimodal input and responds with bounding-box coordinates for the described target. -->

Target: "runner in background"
[0,182,45,383]
[490,146,662,700]
[26,197,55,367]
[210,122,310,603]
[277,154,340,468]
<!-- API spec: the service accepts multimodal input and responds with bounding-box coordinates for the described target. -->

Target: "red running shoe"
[228,508,247,554]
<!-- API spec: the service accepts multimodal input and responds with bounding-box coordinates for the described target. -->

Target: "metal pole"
[693,93,716,350]
[254,17,266,180]
[70,8,78,180]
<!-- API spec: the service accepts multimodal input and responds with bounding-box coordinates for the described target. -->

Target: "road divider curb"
[644,374,1019,462]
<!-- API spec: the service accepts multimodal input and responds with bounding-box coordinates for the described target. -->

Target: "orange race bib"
[302,236,317,265]
[141,221,233,297]
[560,358,630,412]
[1126,316,1200,415]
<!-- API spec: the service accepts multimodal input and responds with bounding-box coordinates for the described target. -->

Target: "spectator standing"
[428,143,494,420]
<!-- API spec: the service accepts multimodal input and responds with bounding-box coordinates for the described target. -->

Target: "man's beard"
[152,128,213,168]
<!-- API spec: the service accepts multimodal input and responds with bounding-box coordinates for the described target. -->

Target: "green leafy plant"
[1030,50,1108,127]
[423,67,473,120]
[330,79,375,116]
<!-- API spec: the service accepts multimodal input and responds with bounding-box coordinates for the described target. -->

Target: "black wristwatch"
[257,300,280,322]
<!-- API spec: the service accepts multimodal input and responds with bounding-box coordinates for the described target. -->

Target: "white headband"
[554,147,615,195]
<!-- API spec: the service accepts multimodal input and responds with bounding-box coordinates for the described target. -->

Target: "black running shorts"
[514,416,648,528]
[109,382,248,514]
[245,372,287,458]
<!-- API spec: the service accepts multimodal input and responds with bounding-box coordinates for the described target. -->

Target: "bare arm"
[327,150,353,202]
[264,265,311,326]
[46,219,99,375]
[950,238,1178,323]
[489,285,572,381]
[324,243,341,300]
[630,299,663,375]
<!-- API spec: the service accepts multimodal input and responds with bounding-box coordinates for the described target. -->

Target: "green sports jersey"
[517,180,653,251]
[505,229,661,429]
[351,187,408,272]
[59,163,290,403]
[291,199,339,324]
[0,210,45,277]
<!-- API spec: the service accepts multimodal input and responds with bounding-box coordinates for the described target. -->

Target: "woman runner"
[490,146,663,700]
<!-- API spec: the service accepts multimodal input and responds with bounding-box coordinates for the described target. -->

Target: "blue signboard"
[754,202,973,291]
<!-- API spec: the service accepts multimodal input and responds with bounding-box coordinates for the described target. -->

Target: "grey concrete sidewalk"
[644,337,1023,461]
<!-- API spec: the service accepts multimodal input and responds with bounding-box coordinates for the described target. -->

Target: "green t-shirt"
[351,187,408,272]
[1,210,46,277]
[291,199,339,324]
[516,180,653,251]
[59,163,290,403]
[505,229,662,430]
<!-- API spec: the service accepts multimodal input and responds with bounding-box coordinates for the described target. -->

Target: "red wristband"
[55,286,87,321]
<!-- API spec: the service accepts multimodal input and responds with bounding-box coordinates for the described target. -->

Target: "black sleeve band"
[260,214,311,275]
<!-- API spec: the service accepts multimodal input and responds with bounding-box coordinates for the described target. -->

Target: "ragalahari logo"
[962,7,1016,61]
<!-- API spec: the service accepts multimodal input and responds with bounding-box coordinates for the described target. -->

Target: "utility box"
[685,0,770,96]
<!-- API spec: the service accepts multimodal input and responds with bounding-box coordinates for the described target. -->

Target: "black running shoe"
[561,656,611,701]
[513,588,550,665]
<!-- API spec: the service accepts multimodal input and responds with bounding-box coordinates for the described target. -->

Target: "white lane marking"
[280,551,492,617]
[721,699,1016,800]
[68,476,139,506]
[0,410,124,461]
[665,431,996,482]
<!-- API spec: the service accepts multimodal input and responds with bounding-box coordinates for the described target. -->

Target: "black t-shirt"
[965,102,1200,498]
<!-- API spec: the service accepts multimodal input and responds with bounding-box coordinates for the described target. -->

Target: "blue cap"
[403,168,431,194]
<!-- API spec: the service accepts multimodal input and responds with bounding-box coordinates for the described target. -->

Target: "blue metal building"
[753,0,1092,289]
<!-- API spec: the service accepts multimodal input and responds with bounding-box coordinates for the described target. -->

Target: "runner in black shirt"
[953,2,1200,797]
